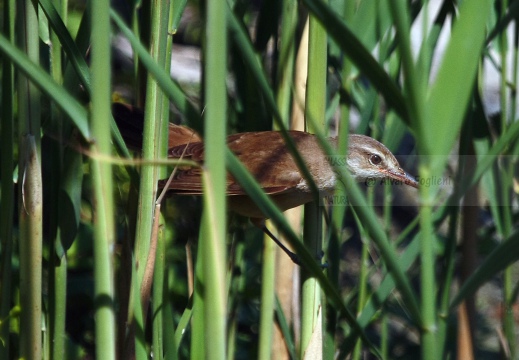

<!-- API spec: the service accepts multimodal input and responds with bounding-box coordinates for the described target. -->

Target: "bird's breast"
[295,172,337,194]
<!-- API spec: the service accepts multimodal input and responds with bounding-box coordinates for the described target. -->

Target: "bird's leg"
[251,218,328,267]
[260,225,301,265]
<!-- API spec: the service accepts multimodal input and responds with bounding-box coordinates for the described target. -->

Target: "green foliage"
[0,0,518,359]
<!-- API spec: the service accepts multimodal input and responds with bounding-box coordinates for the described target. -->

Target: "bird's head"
[346,134,418,188]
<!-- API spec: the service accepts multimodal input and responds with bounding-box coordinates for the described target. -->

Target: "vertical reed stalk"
[152,1,176,356]
[17,1,42,359]
[19,136,43,360]
[133,0,171,314]
[191,213,206,359]
[89,0,116,357]
[301,9,327,355]
[48,1,67,358]
[201,0,227,358]
[276,0,298,122]
[258,238,276,360]
[352,188,374,360]
[152,224,166,357]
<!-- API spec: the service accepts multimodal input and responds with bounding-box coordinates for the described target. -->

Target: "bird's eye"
[369,154,382,166]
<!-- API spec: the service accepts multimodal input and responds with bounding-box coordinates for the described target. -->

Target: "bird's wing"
[225,132,305,195]
[167,123,202,148]
[162,131,307,196]
[160,141,205,194]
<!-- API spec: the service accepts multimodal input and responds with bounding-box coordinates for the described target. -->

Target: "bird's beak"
[386,169,419,189]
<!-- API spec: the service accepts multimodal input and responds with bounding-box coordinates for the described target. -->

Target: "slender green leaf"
[302,0,409,124]
[425,0,493,163]
[38,0,91,91]
[0,34,90,139]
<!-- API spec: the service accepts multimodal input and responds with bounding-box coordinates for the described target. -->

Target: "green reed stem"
[17,1,42,358]
[301,11,327,355]
[89,0,116,357]
[258,236,276,360]
[201,0,228,359]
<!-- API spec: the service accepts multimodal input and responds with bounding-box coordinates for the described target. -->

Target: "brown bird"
[162,126,418,264]
[162,129,418,220]
[113,103,418,263]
